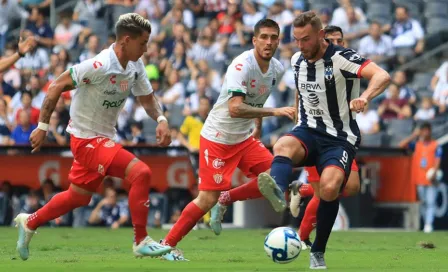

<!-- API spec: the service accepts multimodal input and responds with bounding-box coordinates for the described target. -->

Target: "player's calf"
[193,190,221,211]
[341,171,360,197]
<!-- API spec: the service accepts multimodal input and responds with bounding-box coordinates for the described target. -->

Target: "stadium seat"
[360,133,384,147]
[367,3,393,17]
[411,72,434,91]
[424,1,448,18]
[142,119,158,144]
[426,18,448,34]
[167,104,186,129]
[385,119,415,146]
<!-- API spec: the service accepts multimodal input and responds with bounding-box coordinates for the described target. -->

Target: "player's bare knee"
[344,173,360,196]
[319,181,340,201]
[195,191,220,211]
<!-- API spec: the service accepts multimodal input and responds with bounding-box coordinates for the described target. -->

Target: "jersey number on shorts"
[204,149,209,166]
[339,150,348,170]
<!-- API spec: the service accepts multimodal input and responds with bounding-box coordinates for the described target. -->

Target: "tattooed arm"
[252,117,262,139]
[137,93,172,147]
[30,70,74,152]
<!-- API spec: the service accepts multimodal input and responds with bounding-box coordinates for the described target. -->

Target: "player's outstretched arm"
[30,70,74,153]
[137,94,172,147]
[252,117,262,139]
[228,96,295,120]
[0,36,36,72]
[350,62,391,113]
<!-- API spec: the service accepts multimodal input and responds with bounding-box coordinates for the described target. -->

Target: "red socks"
[164,202,206,247]
[127,161,152,245]
[218,178,262,206]
[299,183,314,198]
[26,186,91,230]
[299,196,319,241]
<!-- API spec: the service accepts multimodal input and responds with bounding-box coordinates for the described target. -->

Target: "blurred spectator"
[0,72,17,99]
[2,44,22,89]
[161,70,185,111]
[15,91,40,125]
[159,22,191,58]
[10,110,36,145]
[88,187,129,229]
[414,97,436,121]
[0,99,12,144]
[161,42,188,78]
[318,8,332,29]
[54,12,89,51]
[10,75,45,111]
[431,61,448,113]
[201,0,227,18]
[358,22,395,70]
[73,0,107,44]
[0,0,29,54]
[40,178,56,203]
[216,1,242,38]
[21,190,42,214]
[185,75,214,114]
[331,0,366,30]
[240,0,264,45]
[14,42,49,72]
[79,34,100,62]
[268,2,294,34]
[341,6,369,49]
[25,7,54,48]
[19,0,52,10]
[46,111,68,145]
[171,0,195,29]
[386,71,416,104]
[377,83,412,120]
[56,48,73,69]
[356,103,380,135]
[187,26,226,67]
[0,181,13,225]
[54,96,70,127]
[122,121,145,146]
[193,59,222,94]
[388,6,425,61]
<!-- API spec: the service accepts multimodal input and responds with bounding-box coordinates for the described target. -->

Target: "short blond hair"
[115,13,152,38]
[293,11,322,31]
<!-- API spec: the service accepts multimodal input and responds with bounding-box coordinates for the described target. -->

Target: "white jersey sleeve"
[333,49,371,79]
[226,61,249,95]
[70,58,106,87]
[132,59,153,96]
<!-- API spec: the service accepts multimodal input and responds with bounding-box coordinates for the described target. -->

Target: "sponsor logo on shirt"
[300,82,322,90]
[235,63,243,71]
[244,102,263,108]
[102,98,125,109]
[103,90,117,95]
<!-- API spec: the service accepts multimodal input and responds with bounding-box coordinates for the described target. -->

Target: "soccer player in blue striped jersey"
[259,12,391,269]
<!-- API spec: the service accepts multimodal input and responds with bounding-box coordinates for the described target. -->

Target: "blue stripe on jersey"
[306,62,326,132]
[324,59,347,139]
[345,79,361,147]
[340,70,357,79]
[294,55,308,126]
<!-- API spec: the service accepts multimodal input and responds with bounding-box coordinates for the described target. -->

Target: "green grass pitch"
[0,227,447,271]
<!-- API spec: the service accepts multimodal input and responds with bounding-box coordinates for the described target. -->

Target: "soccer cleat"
[310,252,327,269]
[210,203,227,236]
[258,173,287,212]
[14,213,35,261]
[301,239,313,250]
[289,180,303,217]
[160,248,189,261]
[423,224,433,233]
[133,236,172,258]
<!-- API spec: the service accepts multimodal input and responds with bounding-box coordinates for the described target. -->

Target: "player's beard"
[304,43,320,60]
[259,47,275,61]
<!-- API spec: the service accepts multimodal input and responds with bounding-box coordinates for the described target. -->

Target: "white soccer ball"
[426,168,443,181]
[264,227,302,264]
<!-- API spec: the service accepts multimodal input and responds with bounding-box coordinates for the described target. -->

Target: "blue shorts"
[286,127,356,182]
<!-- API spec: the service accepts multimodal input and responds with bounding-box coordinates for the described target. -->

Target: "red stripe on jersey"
[357,59,371,78]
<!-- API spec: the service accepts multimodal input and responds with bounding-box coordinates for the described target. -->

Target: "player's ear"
[252,35,257,47]
[318,29,325,39]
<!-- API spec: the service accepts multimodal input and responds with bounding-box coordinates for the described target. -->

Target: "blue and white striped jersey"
[292,43,371,147]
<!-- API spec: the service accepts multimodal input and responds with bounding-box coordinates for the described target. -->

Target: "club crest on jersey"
[258,84,268,95]
[325,66,334,81]
[82,77,91,84]
[120,80,128,92]
[213,173,223,184]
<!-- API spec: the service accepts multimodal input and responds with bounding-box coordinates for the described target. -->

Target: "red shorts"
[68,135,127,192]
[305,159,359,183]
[198,136,273,191]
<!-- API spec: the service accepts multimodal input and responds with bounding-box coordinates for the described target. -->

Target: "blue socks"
[270,156,293,192]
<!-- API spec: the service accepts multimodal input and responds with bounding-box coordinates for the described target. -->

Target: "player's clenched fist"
[156,121,171,147]
[29,128,47,153]
[350,97,368,113]
[274,107,296,120]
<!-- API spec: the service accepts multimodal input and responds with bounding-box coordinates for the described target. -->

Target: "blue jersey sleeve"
[436,146,443,158]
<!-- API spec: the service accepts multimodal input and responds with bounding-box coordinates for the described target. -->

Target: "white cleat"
[14,213,35,261]
[133,236,172,258]
[310,252,327,270]
[301,240,311,250]
[289,181,303,217]
[423,224,433,233]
